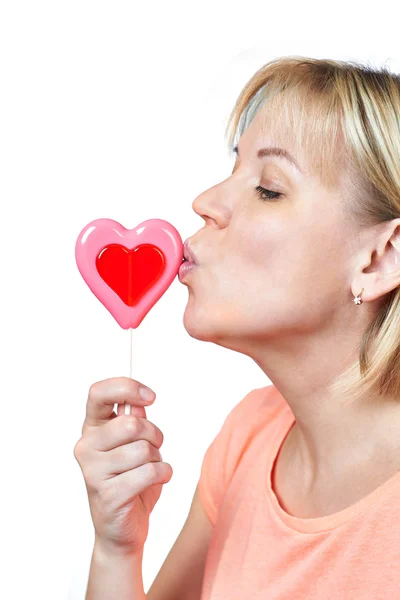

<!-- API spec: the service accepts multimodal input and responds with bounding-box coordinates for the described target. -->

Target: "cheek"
[224,219,317,307]
[231,218,289,271]
[211,222,283,302]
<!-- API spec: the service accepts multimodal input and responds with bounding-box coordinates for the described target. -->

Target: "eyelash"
[255,185,282,201]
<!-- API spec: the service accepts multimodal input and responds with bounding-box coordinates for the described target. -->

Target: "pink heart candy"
[75,218,183,329]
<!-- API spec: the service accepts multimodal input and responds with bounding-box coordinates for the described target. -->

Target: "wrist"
[94,536,144,561]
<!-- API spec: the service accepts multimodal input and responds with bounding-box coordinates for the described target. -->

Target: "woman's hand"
[73,377,173,555]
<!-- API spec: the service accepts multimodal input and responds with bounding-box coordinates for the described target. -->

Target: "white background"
[1,1,399,598]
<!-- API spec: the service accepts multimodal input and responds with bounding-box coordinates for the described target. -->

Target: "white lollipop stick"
[124,327,133,415]
[116,328,133,416]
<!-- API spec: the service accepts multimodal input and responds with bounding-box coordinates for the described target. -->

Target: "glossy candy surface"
[75,218,183,329]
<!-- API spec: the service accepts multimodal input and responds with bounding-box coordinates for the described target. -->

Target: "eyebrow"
[233,144,303,174]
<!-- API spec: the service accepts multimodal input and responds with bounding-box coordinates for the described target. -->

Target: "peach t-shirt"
[197,384,400,599]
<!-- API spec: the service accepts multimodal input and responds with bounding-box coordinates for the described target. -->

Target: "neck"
[254,359,400,485]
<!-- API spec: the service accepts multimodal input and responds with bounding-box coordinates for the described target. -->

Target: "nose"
[191,181,230,227]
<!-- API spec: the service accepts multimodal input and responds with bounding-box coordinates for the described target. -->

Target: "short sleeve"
[197,386,274,526]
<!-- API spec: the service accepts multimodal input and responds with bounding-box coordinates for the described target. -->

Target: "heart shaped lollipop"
[75,218,183,329]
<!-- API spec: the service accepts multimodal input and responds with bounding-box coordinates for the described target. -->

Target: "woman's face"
[181,103,357,357]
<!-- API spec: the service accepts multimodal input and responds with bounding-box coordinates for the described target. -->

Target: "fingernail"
[139,386,155,403]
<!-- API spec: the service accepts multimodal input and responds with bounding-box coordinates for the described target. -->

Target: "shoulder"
[198,384,289,524]
[224,383,289,435]
[208,384,289,475]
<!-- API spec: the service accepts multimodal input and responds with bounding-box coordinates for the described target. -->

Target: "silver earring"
[353,287,364,305]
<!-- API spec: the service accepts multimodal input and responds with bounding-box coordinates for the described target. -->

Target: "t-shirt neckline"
[264,395,400,534]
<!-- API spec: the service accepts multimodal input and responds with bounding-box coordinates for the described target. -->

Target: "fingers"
[84,376,156,429]
[91,414,164,452]
[102,439,163,478]
[98,460,172,510]
[75,414,168,506]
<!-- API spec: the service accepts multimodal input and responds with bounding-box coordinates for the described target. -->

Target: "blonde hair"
[224,55,400,404]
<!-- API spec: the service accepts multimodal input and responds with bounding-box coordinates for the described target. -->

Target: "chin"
[183,305,233,346]
[183,307,209,341]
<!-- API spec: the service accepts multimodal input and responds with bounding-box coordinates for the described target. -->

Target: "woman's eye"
[255,185,282,201]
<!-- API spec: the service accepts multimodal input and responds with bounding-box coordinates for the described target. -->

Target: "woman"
[76,56,400,599]
[182,56,400,598]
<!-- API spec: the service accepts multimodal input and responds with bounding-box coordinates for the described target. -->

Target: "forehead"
[233,88,349,192]
[239,97,297,150]
[236,103,309,177]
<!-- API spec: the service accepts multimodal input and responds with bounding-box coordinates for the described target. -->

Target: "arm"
[85,540,146,600]
[85,482,212,600]
[146,484,213,600]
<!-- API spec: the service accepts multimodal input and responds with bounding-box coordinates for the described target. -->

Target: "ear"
[352,217,400,303]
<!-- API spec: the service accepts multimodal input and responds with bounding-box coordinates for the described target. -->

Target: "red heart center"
[96,243,166,306]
